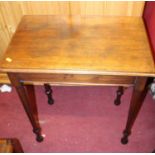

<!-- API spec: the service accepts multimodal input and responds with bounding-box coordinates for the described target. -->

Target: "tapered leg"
[8,73,43,142]
[114,86,124,106]
[121,77,149,144]
[44,83,54,105]
[25,85,39,126]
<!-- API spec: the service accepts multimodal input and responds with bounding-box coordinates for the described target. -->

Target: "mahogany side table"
[0,15,154,144]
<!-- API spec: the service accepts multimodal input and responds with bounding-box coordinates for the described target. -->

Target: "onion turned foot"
[121,130,131,145]
[36,134,44,142]
[121,136,128,144]
[114,86,124,106]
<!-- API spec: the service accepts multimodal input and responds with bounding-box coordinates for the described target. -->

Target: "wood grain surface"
[0,140,13,153]
[0,15,154,77]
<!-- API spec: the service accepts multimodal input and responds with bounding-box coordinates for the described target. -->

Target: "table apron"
[10,73,136,86]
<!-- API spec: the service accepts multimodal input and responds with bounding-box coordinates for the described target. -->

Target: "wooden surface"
[0,73,134,86]
[0,73,9,83]
[0,1,145,56]
[0,15,154,77]
[0,139,24,153]
[0,140,13,153]
[16,73,135,86]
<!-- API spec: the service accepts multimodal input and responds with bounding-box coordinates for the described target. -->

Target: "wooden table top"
[0,15,154,77]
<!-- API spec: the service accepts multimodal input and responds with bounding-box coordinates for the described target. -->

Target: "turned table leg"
[121,77,149,144]
[8,73,43,142]
[44,83,54,105]
[114,86,125,106]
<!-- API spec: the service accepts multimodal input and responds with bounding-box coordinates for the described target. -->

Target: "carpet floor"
[0,86,155,152]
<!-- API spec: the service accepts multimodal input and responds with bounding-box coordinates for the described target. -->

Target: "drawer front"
[17,73,135,86]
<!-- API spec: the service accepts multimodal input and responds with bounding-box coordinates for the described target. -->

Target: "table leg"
[121,77,148,144]
[8,73,43,142]
[25,85,39,125]
[44,83,54,105]
[114,86,124,106]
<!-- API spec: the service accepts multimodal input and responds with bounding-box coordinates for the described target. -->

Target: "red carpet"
[0,86,155,152]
